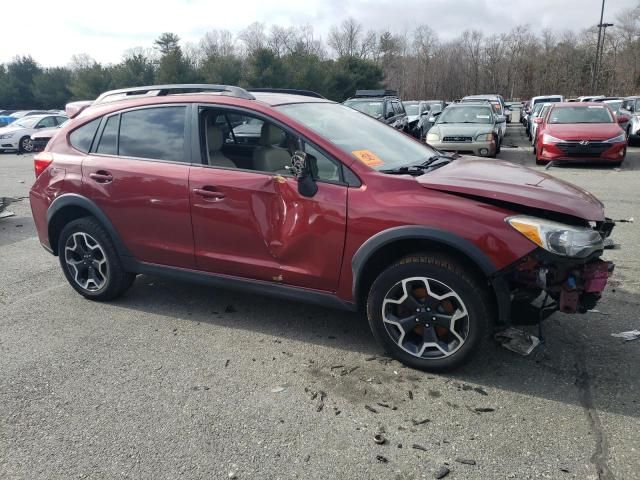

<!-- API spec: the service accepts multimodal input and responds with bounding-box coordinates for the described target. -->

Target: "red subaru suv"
[30,85,615,371]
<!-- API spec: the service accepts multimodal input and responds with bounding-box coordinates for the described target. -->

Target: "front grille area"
[556,141,610,158]
[443,136,472,142]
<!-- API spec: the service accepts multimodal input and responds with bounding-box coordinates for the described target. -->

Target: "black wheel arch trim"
[351,225,511,324]
[46,193,132,258]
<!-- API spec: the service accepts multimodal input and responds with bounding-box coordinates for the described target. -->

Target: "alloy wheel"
[381,277,469,359]
[64,232,109,291]
[21,137,34,153]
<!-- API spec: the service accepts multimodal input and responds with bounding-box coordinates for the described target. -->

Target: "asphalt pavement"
[1,127,639,479]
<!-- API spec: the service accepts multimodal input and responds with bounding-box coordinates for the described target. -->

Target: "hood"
[545,123,623,141]
[434,123,494,137]
[417,157,605,221]
[0,125,25,134]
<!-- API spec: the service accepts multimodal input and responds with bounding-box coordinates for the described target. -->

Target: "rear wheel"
[58,217,136,301]
[366,254,490,371]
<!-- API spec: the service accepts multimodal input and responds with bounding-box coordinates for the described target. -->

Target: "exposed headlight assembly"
[507,215,603,258]
[605,133,626,143]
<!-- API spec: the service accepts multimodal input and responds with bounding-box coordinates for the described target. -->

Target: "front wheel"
[19,136,33,153]
[366,254,490,371]
[58,217,136,301]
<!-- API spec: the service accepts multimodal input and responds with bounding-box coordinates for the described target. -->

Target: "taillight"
[34,152,53,177]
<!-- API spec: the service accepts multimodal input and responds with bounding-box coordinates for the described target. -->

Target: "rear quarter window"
[69,118,101,153]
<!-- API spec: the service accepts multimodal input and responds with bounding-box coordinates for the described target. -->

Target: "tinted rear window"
[118,107,186,162]
[69,118,101,153]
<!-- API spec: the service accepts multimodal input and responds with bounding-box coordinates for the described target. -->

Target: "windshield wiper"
[422,152,458,167]
[380,165,431,176]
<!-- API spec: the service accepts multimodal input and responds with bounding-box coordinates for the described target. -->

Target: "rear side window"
[96,115,119,155]
[69,118,101,153]
[119,106,186,162]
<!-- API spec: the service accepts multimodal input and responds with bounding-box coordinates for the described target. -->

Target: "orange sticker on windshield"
[352,150,384,166]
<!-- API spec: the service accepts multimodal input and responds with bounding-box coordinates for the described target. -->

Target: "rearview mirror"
[291,151,318,198]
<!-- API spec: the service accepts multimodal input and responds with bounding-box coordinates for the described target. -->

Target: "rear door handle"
[89,171,113,183]
[193,188,225,200]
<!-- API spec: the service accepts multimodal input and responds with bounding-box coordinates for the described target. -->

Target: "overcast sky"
[2,0,635,66]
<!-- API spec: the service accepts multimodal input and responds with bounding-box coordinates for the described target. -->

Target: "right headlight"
[542,133,564,143]
[476,133,494,141]
[605,133,626,143]
[507,215,603,258]
[0,133,14,139]
[426,133,440,142]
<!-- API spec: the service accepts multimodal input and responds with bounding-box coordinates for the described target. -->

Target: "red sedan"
[535,103,627,166]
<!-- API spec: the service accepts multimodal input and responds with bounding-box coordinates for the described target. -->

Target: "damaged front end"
[499,216,615,323]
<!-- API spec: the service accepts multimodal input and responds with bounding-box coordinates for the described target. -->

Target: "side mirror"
[290,151,318,198]
[617,114,629,124]
[534,117,544,124]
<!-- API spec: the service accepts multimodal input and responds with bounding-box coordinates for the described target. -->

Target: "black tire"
[19,136,33,154]
[58,217,136,301]
[366,254,491,371]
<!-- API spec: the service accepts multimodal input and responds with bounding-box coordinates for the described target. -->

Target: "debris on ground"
[435,466,451,478]
[455,458,477,465]
[364,405,379,413]
[411,444,427,451]
[373,433,386,445]
[271,386,287,393]
[224,304,236,313]
[474,407,495,413]
[615,217,634,223]
[473,387,488,396]
[495,327,541,356]
[376,455,388,463]
[603,238,620,249]
[611,330,640,342]
[407,390,413,400]
[411,418,430,426]
[0,197,15,219]
[316,402,324,412]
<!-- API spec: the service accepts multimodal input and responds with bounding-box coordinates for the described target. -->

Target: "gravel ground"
[1,126,638,479]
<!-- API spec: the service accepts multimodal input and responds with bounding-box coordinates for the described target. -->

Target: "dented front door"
[189,166,347,292]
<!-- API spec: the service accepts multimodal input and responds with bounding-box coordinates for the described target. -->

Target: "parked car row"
[0,113,68,153]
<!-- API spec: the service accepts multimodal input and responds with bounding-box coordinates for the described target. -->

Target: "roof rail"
[65,100,93,119]
[354,89,398,98]
[94,84,256,105]
[248,88,326,99]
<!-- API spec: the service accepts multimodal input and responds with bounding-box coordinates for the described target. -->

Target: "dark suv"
[30,84,615,371]
[343,90,408,131]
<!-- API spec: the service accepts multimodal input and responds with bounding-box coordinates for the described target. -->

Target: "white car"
[0,114,68,153]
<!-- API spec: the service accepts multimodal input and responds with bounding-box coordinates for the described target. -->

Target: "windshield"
[437,106,493,124]
[549,106,613,124]
[13,117,39,128]
[403,103,419,115]
[343,100,383,118]
[278,103,436,171]
[604,100,622,113]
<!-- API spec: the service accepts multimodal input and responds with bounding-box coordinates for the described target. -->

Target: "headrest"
[207,126,223,151]
[260,123,283,146]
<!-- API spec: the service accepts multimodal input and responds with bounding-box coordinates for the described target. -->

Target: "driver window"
[199,107,343,183]
[37,116,57,128]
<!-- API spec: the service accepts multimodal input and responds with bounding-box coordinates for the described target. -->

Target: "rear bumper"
[538,141,626,163]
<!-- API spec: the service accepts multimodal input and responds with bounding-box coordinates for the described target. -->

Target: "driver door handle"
[193,188,226,200]
[89,171,113,183]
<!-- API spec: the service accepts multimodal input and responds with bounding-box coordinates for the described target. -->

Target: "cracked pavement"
[1,126,639,479]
